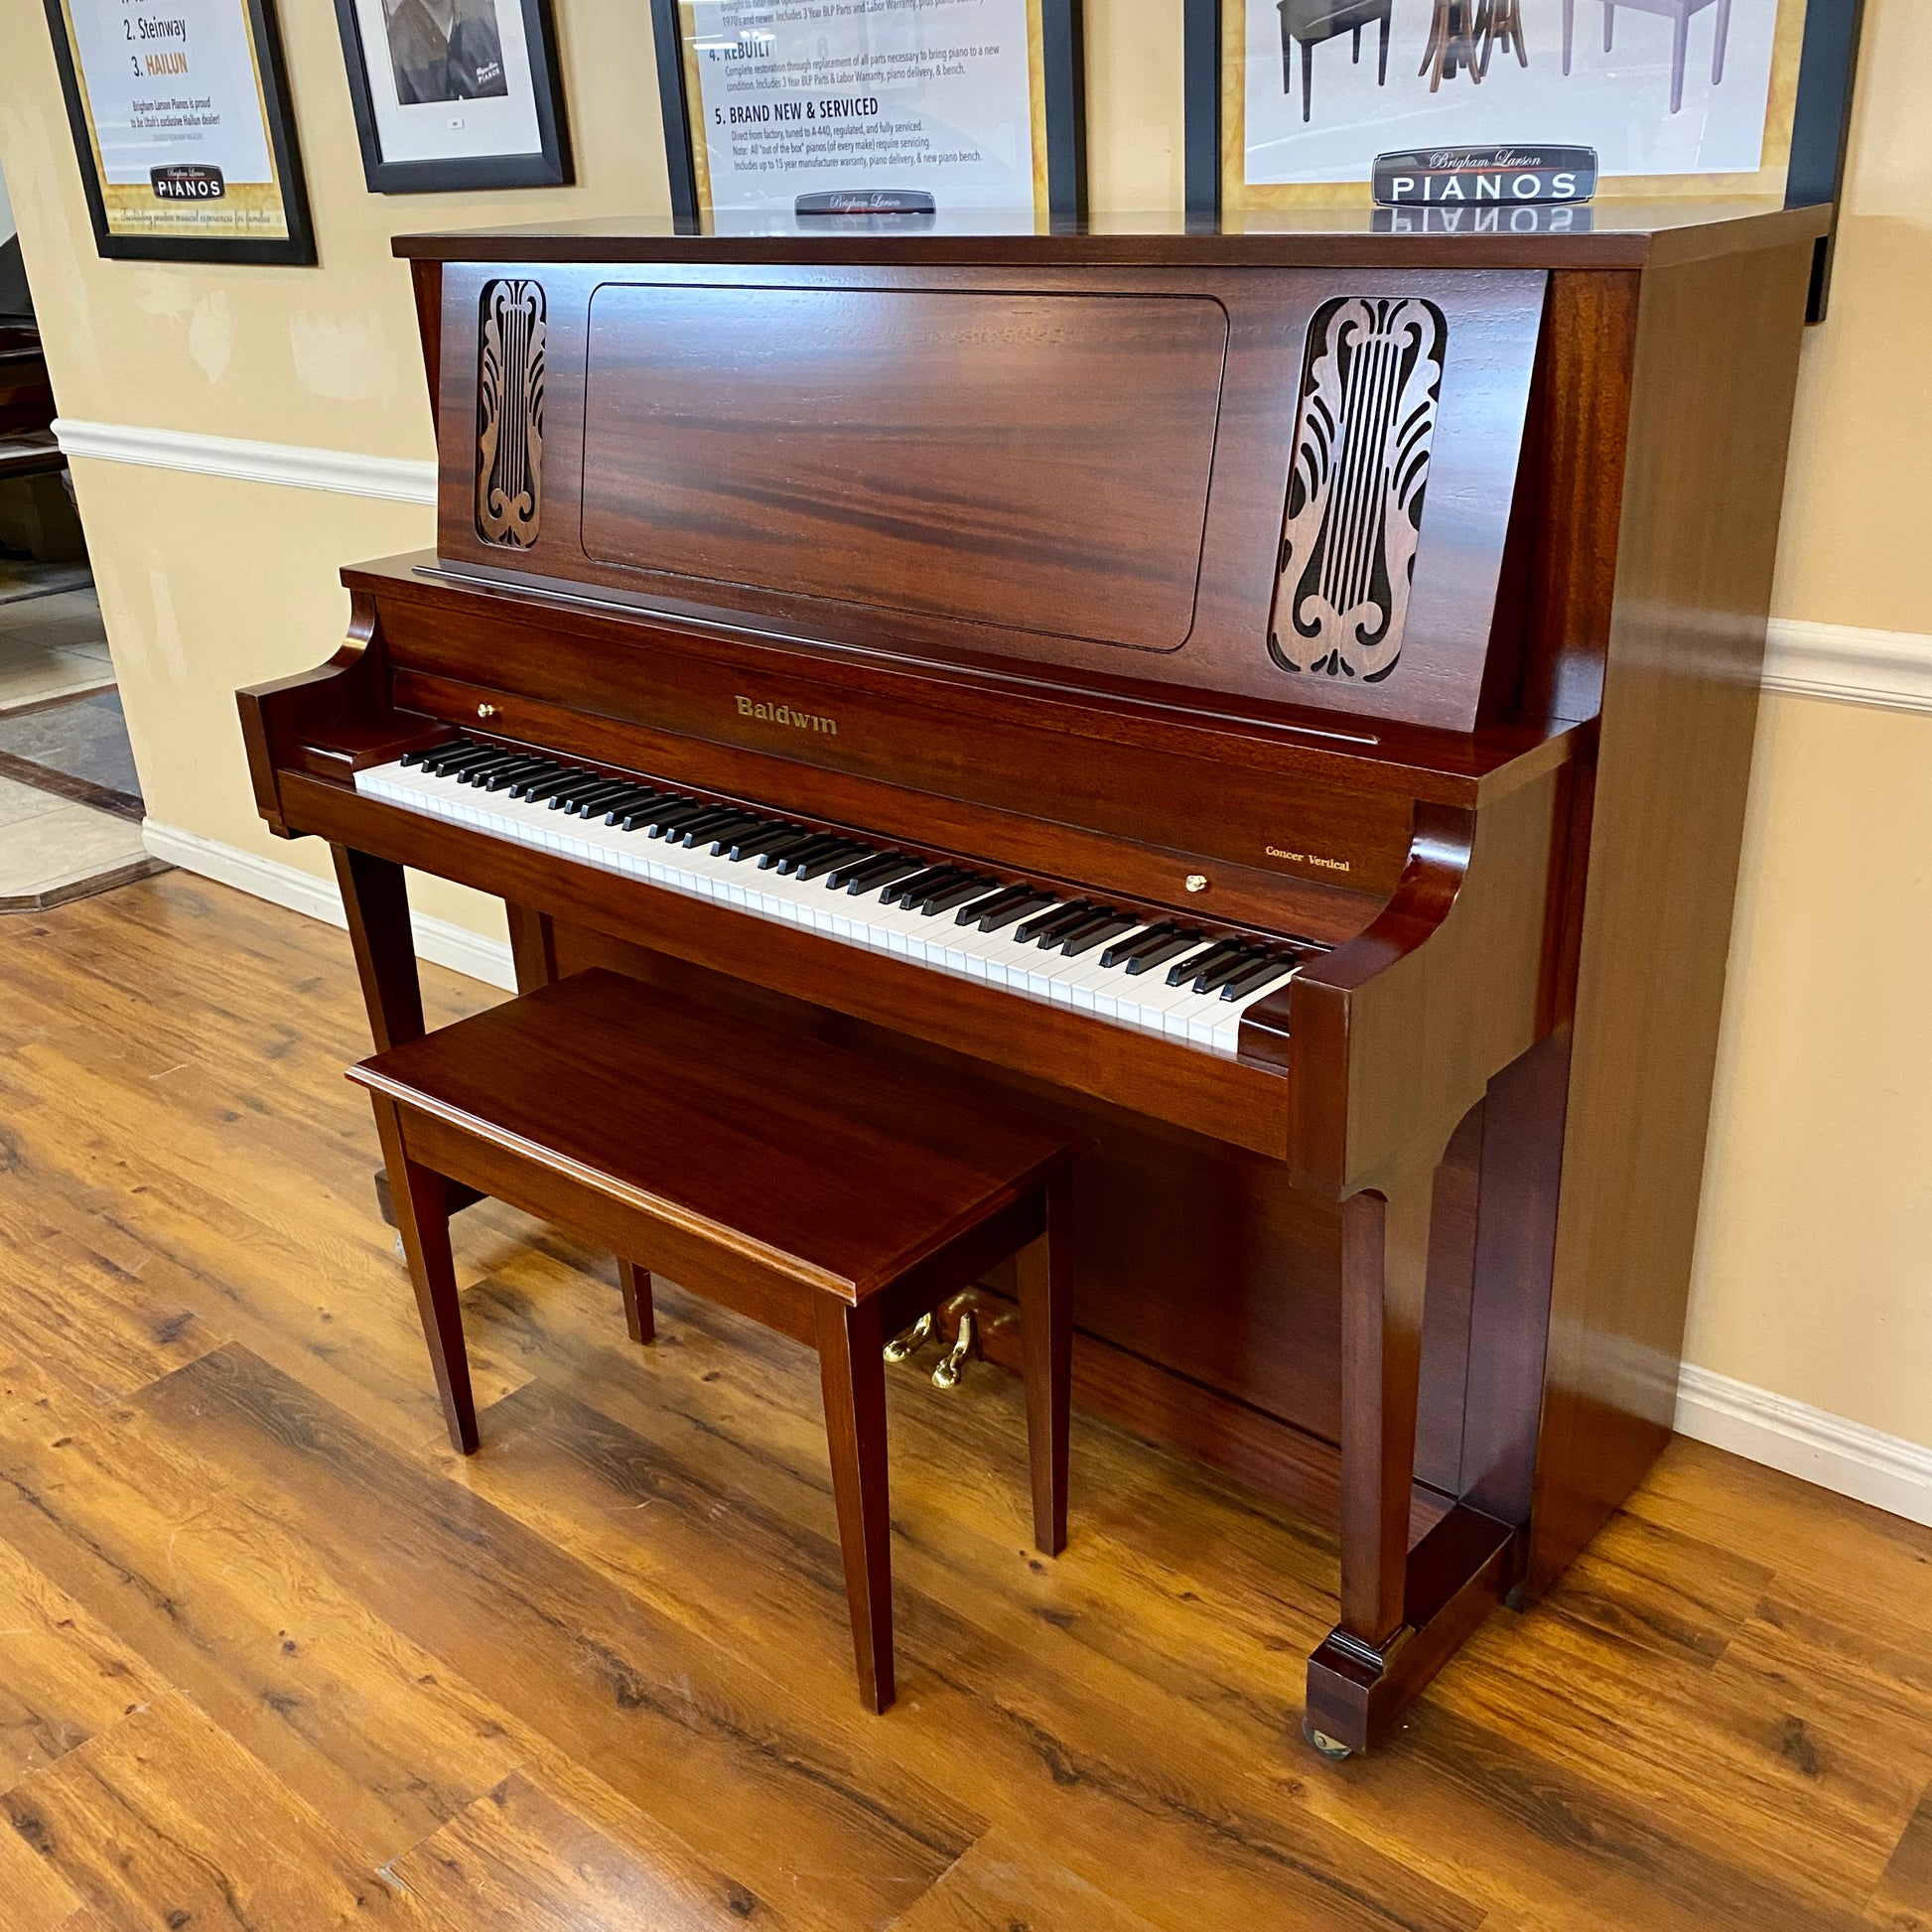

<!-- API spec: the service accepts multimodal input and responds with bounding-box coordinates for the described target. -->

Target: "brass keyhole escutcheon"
[477,702,498,720]
[1185,874,1208,894]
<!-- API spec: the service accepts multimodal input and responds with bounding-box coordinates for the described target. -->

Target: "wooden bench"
[348,968,1088,1711]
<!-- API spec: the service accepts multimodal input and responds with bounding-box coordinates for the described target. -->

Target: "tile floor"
[0,569,159,909]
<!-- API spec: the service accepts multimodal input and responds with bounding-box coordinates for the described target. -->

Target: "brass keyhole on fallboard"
[477,703,498,720]
[1185,874,1208,894]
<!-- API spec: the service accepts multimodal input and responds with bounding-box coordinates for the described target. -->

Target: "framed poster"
[43,0,315,264]
[648,0,1086,228]
[334,0,573,194]
[1184,0,1864,217]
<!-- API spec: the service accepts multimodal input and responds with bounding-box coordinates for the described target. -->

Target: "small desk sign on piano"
[1373,147,1598,207]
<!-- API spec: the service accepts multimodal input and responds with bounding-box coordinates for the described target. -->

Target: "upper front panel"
[578,285,1227,650]
[433,259,1548,732]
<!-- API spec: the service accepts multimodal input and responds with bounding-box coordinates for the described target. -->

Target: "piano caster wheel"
[1304,1720,1353,1760]
[884,1311,933,1364]
[393,1233,407,1263]
[931,1310,976,1390]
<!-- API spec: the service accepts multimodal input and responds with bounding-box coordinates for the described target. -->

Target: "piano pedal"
[884,1311,933,1364]
[931,1309,977,1390]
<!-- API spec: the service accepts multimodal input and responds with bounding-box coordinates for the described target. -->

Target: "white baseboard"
[1762,619,1932,715]
[54,418,436,506]
[1675,1364,1932,1528]
[141,819,515,991]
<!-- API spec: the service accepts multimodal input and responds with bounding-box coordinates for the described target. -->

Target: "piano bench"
[347,967,1088,1714]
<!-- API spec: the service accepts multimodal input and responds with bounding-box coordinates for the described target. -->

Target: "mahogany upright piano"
[238,204,1825,1756]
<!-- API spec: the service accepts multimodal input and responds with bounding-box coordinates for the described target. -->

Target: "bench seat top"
[349,969,1085,1300]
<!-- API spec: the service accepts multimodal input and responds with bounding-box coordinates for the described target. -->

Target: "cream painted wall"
[0,0,1925,1454]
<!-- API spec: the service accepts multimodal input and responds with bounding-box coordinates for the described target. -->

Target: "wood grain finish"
[581,285,1229,650]
[233,209,1824,1758]
[1528,234,1819,1599]
[2,874,1930,1930]
[349,965,1083,1710]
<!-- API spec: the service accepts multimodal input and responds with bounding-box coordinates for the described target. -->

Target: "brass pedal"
[884,1311,932,1364]
[931,1309,976,1390]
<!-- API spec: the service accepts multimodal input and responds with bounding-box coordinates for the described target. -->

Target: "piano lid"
[391,200,1828,269]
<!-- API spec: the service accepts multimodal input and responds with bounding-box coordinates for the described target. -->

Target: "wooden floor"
[0,873,1928,1931]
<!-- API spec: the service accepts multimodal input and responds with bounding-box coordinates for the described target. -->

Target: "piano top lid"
[391,201,1830,272]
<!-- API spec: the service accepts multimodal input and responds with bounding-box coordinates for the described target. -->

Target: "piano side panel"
[1528,236,1818,1596]
[434,260,1543,733]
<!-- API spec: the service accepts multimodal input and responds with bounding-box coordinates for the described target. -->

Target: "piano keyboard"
[356,738,1314,1056]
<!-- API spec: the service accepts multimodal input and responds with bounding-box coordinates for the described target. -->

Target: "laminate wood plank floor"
[0,871,1928,1932]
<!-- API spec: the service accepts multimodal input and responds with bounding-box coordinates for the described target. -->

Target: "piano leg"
[1306,1146,1509,1757]
[335,844,486,1228]
[333,845,424,1050]
[1307,1035,1570,1755]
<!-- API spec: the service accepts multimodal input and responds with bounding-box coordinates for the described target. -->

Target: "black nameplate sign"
[1373,146,1597,207]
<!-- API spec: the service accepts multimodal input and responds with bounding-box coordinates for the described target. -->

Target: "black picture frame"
[648,0,1086,225]
[334,0,573,195]
[42,0,316,265]
[1182,0,1866,318]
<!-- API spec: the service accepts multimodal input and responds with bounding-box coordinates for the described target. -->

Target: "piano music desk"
[347,967,1086,1714]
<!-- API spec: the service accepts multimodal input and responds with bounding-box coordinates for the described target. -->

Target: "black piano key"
[770,833,855,876]
[970,890,1057,933]
[617,796,690,831]
[481,758,558,791]
[836,853,920,896]
[598,787,666,823]
[422,744,499,776]
[695,812,771,851]
[672,805,752,845]
[1166,938,1247,988]
[912,874,1000,916]
[1059,913,1142,959]
[724,822,802,862]
[1122,928,1205,976]
[881,865,958,906]
[955,884,1033,928]
[509,768,578,801]
[1100,922,1180,969]
[1034,906,1122,954]
[788,840,875,882]
[756,829,833,870]
[644,798,717,837]
[452,750,531,783]
[1218,955,1301,1003]
[563,780,640,816]
[400,740,462,767]
[1189,947,1267,996]
[1016,900,1094,945]
[544,773,608,808]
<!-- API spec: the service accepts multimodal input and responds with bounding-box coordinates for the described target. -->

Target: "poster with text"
[683,0,1047,225]
[49,0,306,246]
[1233,0,1809,207]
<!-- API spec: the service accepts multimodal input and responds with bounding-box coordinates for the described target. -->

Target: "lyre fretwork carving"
[1269,297,1446,684]
[476,278,545,549]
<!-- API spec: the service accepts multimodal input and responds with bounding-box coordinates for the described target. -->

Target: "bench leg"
[369,1094,479,1455]
[619,1260,655,1343]
[1017,1177,1072,1558]
[815,1297,895,1714]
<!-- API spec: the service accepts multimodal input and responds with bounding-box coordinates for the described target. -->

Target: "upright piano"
[238,205,1824,1756]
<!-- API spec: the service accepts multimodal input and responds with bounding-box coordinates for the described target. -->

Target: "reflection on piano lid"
[363,737,1316,1058]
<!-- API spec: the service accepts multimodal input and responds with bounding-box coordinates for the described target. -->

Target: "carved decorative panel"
[476,278,545,549]
[1268,297,1447,684]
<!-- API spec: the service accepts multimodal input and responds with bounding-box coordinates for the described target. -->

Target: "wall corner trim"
[1675,1362,1932,1528]
[141,819,515,991]
[1763,618,1932,714]
[55,419,438,506]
